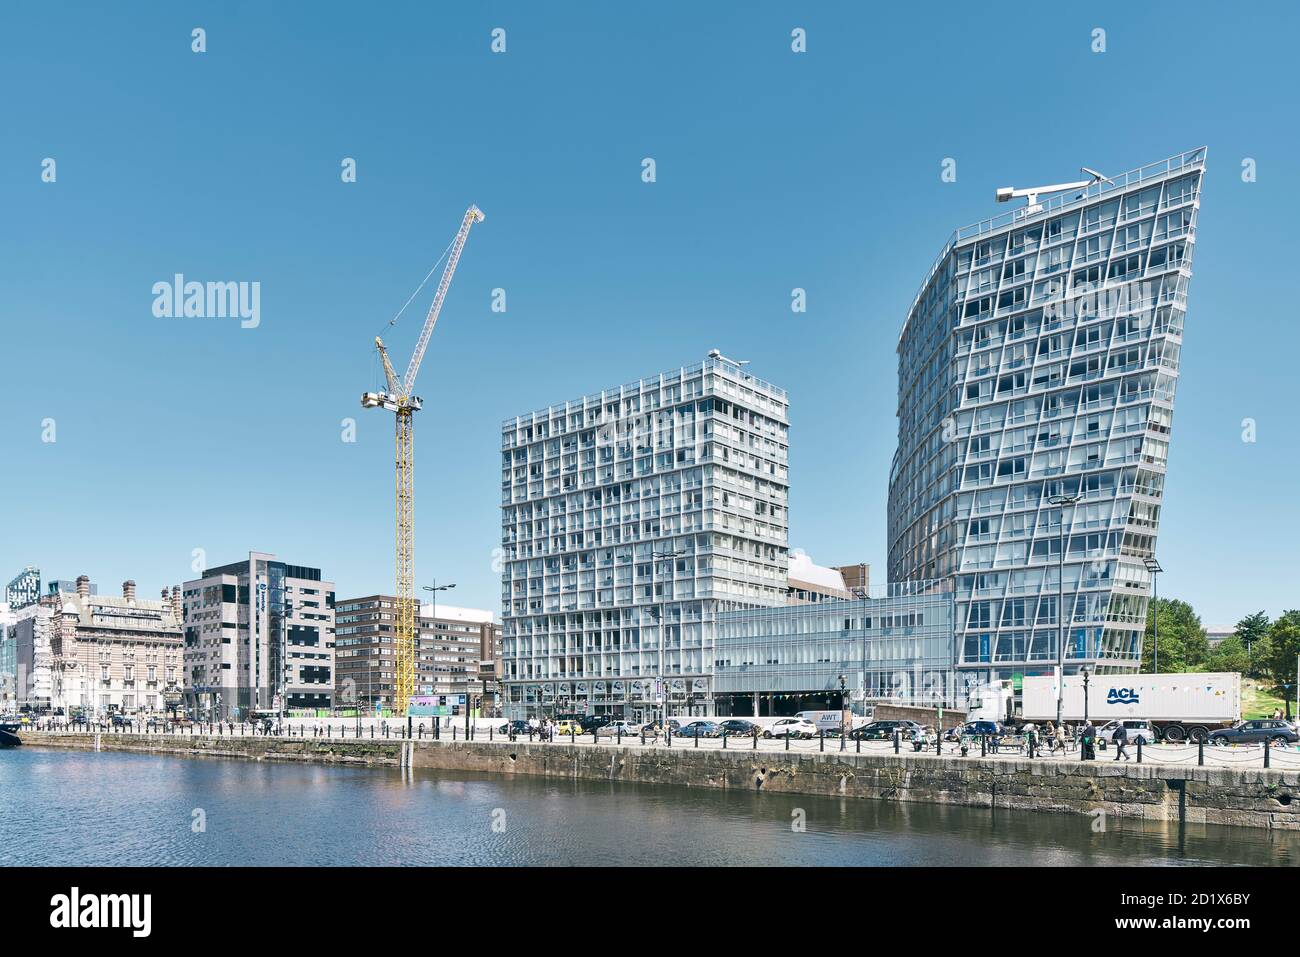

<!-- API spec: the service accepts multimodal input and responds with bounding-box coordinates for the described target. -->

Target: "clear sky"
[2,1,1297,626]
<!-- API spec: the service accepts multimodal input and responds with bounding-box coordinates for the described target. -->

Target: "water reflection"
[0,748,1293,867]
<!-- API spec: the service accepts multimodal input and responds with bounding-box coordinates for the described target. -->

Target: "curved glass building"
[888,149,1205,701]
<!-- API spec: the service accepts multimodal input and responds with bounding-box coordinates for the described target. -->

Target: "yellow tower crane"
[361,204,485,716]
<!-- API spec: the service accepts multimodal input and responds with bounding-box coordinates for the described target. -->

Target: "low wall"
[20,732,1300,830]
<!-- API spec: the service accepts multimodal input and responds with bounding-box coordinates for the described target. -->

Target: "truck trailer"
[1020,671,1240,742]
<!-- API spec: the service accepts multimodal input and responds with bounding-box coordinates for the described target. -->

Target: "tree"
[1141,598,1209,673]
[1263,611,1300,717]
[1206,635,1250,674]
[1233,611,1272,679]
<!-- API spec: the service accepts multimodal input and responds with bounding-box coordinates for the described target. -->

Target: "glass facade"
[888,149,1205,694]
[501,353,790,720]
[712,581,955,711]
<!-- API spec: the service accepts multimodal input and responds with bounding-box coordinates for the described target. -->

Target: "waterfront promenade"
[18,717,1300,772]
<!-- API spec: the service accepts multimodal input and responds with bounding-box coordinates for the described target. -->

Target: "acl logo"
[1107,688,1140,705]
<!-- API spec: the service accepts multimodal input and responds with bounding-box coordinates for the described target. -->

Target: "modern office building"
[713,580,954,716]
[501,351,791,721]
[13,601,54,710]
[182,553,335,719]
[335,595,501,715]
[0,602,16,711]
[48,576,184,714]
[888,148,1205,701]
[6,566,42,610]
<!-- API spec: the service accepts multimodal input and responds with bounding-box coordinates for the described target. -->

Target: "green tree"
[1206,635,1250,674]
[1263,612,1300,716]
[1233,611,1272,679]
[1141,598,1208,673]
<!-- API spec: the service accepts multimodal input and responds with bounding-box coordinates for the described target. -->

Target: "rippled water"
[1,748,1295,866]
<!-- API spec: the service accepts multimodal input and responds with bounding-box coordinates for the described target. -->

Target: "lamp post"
[652,548,687,727]
[1048,493,1081,731]
[1081,666,1091,725]
[838,674,847,738]
[422,581,456,731]
[1143,557,1162,674]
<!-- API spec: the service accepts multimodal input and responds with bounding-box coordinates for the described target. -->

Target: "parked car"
[676,720,721,738]
[852,720,922,741]
[597,721,639,737]
[641,719,681,735]
[763,718,817,740]
[579,714,612,732]
[553,720,584,737]
[498,719,533,736]
[1209,719,1299,746]
[1097,719,1157,745]
[110,713,132,728]
[946,720,1001,741]
[716,719,760,737]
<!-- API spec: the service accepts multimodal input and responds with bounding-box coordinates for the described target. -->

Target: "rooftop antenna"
[996,167,1114,216]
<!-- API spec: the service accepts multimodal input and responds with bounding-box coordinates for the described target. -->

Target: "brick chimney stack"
[123,580,136,602]
[76,575,90,598]
[171,585,182,620]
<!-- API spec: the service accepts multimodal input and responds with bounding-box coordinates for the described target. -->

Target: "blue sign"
[1106,688,1140,705]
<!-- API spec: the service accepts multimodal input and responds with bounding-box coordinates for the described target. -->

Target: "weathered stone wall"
[21,732,1300,830]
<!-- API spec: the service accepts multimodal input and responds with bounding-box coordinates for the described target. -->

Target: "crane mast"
[361,204,484,717]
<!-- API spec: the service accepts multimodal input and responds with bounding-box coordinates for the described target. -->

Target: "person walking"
[1113,722,1130,761]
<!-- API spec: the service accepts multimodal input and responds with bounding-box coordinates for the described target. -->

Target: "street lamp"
[652,548,687,726]
[1048,493,1081,730]
[838,674,847,738]
[422,581,456,731]
[1143,557,1162,674]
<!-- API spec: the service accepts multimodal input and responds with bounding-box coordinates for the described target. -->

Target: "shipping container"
[1020,671,1240,742]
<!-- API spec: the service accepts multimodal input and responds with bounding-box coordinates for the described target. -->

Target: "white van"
[795,710,848,733]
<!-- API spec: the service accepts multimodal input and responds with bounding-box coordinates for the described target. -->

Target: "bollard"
[785,733,789,752]
[754,731,758,751]
[722,730,727,749]
[819,730,824,753]
[936,733,941,756]
[435,721,440,740]
[694,729,699,748]
[640,729,645,746]
[667,727,672,748]
[453,725,458,741]
[617,727,623,745]
[856,735,860,754]
[370,725,375,739]
[1198,738,1204,766]
[1137,738,1143,764]
[894,731,900,754]
[490,726,494,742]
[1265,740,1271,769]
[570,726,575,744]
[840,729,845,752]
[981,734,987,757]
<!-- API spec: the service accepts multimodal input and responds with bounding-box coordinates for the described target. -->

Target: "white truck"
[1020,671,1241,743]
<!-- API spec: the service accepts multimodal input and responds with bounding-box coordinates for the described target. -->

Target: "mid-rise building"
[501,351,791,721]
[713,580,955,716]
[335,595,501,715]
[888,148,1205,701]
[0,602,16,711]
[48,576,184,714]
[13,602,54,710]
[182,553,335,719]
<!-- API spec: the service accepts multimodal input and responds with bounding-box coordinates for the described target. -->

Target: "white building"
[501,351,790,721]
[183,552,336,719]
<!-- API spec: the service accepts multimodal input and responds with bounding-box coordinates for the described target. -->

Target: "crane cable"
[370,233,458,389]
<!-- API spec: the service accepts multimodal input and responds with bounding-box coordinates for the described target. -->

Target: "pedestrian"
[1113,722,1130,761]
[1025,723,1038,757]
[1081,720,1096,760]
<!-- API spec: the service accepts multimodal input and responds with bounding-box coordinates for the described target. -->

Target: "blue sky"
[1,1,1297,625]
